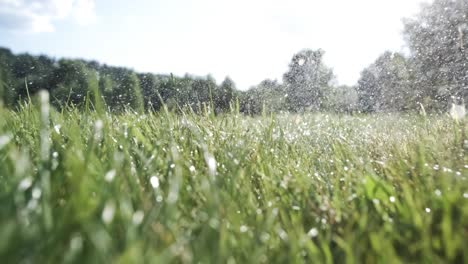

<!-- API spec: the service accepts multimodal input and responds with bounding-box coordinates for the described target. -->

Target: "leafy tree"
[322,85,358,113]
[0,49,16,106]
[238,79,287,115]
[138,73,161,110]
[215,77,236,113]
[356,69,379,113]
[257,79,287,113]
[403,0,468,110]
[99,73,114,108]
[12,54,54,99]
[49,60,101,109]
[283,49,334,112]
[356,52,414,112]
[50,60,89,106]
[98,67,144,112]
[0,67,5,106]
[239,89,263,115]
[154,74,177,110]
[118,71,144,112]
[189,75,216,112]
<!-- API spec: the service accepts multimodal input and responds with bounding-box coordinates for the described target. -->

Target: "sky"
[0,0,431,90]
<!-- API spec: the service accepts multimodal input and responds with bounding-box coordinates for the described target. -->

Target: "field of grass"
[0,93,467,263]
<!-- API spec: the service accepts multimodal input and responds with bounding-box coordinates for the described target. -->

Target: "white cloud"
[72,0,96,26]
[0,0,96,33]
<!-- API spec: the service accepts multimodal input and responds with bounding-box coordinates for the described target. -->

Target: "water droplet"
[260,232,270,242]
[132,210,145,225]
[105,169,116,182]
[307,228,318,238]
[27,199,39,210]
[150,176,160,188]
[278,228,288,240]
[272,208,279,216]
[205,154,217,176]
[18,177,33,191]
[32,187,42,199]
[389,196,396,203]
[0,134,11,149]
[70,235,83,251]
[156,195,163,202]
[240,225,248,233]
[425,207,431,213]
[102,201,116,224]
[54,125,61,134]
[209,218,219,229]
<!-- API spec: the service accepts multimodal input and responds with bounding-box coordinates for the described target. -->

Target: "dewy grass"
[0,99,467,263]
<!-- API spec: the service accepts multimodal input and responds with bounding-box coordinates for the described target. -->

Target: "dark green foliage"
[215,77,236,113]
[403,0,468,110]
[322,85,358,113]
[357,52,415,113]
[111,71,144,112]
[0,48,19,105]
[137,73,161,110]
[240,79,287,115]
[283,49,334,112]
[12,54,54,98]
[50,60,91,106]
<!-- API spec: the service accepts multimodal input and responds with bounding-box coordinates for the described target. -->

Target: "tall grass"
[0,95,467,263]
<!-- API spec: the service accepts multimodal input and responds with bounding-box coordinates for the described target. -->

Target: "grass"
[0,94,467,263]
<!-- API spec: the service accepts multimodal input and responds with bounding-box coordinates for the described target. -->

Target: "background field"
[0,98,467,263]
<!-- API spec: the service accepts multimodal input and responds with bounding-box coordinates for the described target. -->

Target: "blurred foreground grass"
[0,96,467,263]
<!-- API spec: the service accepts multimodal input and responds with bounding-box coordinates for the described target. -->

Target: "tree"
[190,75,216,112]
[356,52,414,112]
[283,49,334,112]
[49,59,102,109]
[50,60,90,106]
[12,54,54,94]
[356,69,379,113]
[0,48,16,106]
[118,71,144,112]
[98,67,144,112]
[215,77,236,113]
[138,73,161,110]
[0,46,251,114]
[322,85,358,113]
[403,0,468,110]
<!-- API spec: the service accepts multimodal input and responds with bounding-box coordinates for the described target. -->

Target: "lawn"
[0,95,467,263]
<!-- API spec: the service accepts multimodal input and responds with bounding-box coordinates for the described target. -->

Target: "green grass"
[0,95,467,263]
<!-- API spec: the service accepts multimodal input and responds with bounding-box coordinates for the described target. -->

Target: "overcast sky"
[0,0,431,89]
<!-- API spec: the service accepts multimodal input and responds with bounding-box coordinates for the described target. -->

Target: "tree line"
[0,0,466,114]
[0,49,233,113]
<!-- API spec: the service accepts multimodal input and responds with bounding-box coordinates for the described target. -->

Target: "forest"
[0,0,466,115]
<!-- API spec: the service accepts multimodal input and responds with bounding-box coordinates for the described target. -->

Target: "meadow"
[0,93,467,263]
